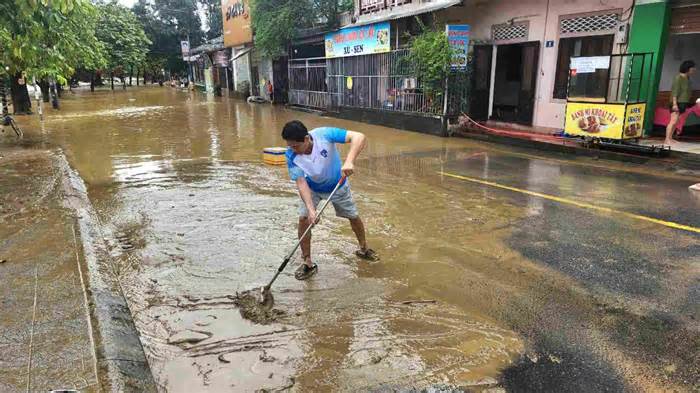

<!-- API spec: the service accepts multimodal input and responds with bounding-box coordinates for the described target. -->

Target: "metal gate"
[289,49,468,119]
[327,49,442,115]
[288,57,329,110]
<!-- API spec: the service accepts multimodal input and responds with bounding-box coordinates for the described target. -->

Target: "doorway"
[251,66,260,97]
[272,57,289,104]
[471,45,493,121]
[492,41,539,124]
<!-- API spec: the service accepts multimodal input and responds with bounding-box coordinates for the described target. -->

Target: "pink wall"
[437,0,634,130]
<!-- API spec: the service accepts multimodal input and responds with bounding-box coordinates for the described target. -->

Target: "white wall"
[437,0,634,130]
[659,33,700,91]
[232,47,251,92]
[257,58,274,98]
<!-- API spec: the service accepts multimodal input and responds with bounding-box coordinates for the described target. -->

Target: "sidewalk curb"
[55,151,158,392]
[454,130,700,173]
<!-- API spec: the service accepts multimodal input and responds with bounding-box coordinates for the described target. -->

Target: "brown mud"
[0,147,99,392]
[6,86,699,392]
[233,290,285,325]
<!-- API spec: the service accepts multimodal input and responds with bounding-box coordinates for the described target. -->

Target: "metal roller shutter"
[670,5,700,34]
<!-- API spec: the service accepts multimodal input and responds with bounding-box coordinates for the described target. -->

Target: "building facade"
[323,0,696,137]
[435,0,640,131]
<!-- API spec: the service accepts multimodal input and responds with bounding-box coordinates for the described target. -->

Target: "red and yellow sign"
[565,102,646,140]
[623,103,646,138]
[222,0,252,48]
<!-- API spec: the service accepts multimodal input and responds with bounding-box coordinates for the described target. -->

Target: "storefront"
[188,38,227,93]
[435,0,636,131]
[652,3,700,139]
[222,0,254,96]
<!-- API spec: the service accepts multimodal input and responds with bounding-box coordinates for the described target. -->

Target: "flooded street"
[9,86,699,392]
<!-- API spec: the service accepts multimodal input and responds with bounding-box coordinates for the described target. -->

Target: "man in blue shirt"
[283,120,378,280]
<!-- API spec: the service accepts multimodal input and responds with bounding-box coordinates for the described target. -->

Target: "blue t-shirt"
[286,127,347,193]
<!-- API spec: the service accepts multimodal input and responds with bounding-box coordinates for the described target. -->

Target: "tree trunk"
[10,73,32,114]
[129,66,133,86]
[136,68,140,86]
[1,77,9,116]
[90,72,95,92]
[39,79,50,102]
[110,72,114,90]
[121,76,126,90]
[50,82,59,109]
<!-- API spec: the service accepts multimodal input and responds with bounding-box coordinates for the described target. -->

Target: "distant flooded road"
[16,86,699,392]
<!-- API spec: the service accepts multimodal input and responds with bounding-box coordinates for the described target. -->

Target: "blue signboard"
[325,22,391,59]
[446,24,470,70]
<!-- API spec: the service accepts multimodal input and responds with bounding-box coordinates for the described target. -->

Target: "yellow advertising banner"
[565,103,626,139]
[222,0,252,48]
[623,103,646,138]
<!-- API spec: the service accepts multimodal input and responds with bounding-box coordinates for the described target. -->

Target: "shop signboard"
[566,102,647,139]
[446,24,470,70]
[565,102,626,139]
[213,50,229,67]
[325,22,390,59]
[623,103,646,138]
[180,41,190,60]
[222,0,252,48]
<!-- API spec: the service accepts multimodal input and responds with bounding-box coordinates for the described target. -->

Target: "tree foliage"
[202,0,223,40]
[96,2,151,74]
[150,0,203,45]
[133,0,202,76]
[251,0,311,58]
[314,0,353,29]
[407,21,452,97]
[0,0,107,83]
[251,0,350,58]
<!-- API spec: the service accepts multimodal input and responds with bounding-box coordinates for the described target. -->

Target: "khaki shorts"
[299,184,359,219]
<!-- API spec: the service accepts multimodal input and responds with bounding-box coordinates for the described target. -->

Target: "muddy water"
[16,86,700,391]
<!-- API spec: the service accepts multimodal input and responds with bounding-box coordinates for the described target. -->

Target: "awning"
[349,0,462,28]
[231,47,253,61]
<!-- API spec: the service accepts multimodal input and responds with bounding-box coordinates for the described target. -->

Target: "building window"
[553,35,614,99]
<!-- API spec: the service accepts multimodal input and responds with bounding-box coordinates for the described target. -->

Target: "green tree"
[407,20,452,108]
[0,0,106,112]
[203,0,223,40]
[314,0,353,29]
[96,2,151,89]
[152,0,204,45]
[250,0,313,58]
[250,0,352,58]
[133,0,202,80]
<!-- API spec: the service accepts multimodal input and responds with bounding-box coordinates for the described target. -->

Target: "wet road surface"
[11,86,700,391]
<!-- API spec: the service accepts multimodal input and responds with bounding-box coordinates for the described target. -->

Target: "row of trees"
[0,0,152,113]
[1,0,222,114]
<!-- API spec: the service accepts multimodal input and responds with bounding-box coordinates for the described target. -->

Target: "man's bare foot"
[664,139,677,146]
